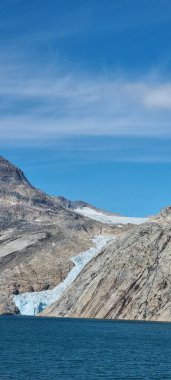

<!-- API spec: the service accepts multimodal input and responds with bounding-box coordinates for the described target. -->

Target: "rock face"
[42,220,171,322]
[0,156,115,314]
[0,156,29,185]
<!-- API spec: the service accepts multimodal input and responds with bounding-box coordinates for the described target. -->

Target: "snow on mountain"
[74,207,148,225]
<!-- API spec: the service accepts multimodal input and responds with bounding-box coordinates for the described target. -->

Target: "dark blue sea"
[0,316,171,379]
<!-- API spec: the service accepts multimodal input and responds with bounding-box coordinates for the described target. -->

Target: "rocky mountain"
[2,155,171,322]
[0,156,116,315]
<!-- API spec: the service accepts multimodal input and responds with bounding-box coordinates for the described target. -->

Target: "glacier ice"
[74,207,148,225]
[13,235,113,316]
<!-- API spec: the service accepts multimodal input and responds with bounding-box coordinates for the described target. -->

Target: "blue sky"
[1,0,171,216]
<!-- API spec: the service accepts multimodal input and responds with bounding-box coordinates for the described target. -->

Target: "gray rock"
[42,222,171,322]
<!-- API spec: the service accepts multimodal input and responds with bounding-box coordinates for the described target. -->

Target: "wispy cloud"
[142,84,171,109]
[0,1,171,144]
[0,57,171,143]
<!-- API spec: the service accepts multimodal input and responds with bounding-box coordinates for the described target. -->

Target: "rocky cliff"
[42,218,171,321]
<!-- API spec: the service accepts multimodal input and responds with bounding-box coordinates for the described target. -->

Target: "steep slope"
[42,217,171,322]
[0,156,116,314]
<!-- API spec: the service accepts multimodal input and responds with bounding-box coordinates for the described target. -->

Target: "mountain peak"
[0,155,30,185]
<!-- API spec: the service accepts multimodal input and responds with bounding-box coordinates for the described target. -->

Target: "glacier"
[74,207,148,225]
[13,235,113,316]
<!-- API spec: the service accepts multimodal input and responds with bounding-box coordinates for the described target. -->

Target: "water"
[0,317,171,379]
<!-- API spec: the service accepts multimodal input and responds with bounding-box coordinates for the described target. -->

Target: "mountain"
[0,156,116,315]
[2,155,170,322]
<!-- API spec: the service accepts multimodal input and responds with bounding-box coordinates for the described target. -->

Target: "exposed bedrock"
[42,222,171,322]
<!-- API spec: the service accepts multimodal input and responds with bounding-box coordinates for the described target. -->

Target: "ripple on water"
[0,317,171,380]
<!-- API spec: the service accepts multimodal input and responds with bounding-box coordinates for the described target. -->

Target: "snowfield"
[74,207,148,225]
[13,235,113,316]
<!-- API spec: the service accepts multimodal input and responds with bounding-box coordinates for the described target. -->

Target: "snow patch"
[74,207,148,225]
[13,235,113,316]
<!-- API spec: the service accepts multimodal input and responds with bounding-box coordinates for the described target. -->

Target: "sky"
[1,0,171,216]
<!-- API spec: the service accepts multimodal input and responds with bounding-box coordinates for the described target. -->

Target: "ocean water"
[0,317,171,379]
